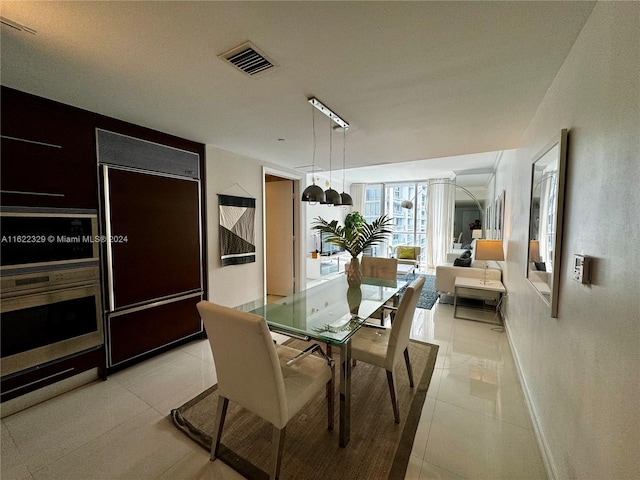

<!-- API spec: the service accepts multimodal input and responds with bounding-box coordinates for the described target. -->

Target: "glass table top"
[236,275,405,345]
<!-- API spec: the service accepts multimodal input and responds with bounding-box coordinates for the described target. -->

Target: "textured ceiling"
[0,1,594,184]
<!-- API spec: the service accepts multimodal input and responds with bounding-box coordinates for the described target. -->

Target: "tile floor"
[1,301,547,480]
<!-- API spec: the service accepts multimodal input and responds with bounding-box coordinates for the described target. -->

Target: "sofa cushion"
[453,257,472,267]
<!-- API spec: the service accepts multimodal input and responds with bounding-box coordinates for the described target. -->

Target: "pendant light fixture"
[340,128,353,206]
[303,97,349,205]
[301,106,325,204]
[323,118,341,205]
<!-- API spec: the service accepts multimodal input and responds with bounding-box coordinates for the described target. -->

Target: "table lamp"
[529,240,540,263]
[472,229,483,240]
[474,240,505,284]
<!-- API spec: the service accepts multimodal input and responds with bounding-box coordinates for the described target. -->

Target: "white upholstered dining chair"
[197,301,334,480]
[350,276,425,423]
[361,256,399,324]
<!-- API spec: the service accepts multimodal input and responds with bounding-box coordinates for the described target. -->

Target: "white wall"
[204,145,266,307]
[496,3,640,479]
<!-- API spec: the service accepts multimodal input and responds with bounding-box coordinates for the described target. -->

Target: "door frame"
[262,167,303,297]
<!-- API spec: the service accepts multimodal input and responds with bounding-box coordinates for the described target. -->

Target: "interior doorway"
[265,174,295,297]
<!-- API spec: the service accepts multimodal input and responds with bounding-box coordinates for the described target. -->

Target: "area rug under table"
[171,338,438,480]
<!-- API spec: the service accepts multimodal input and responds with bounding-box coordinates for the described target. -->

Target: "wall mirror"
[527,129,568,317]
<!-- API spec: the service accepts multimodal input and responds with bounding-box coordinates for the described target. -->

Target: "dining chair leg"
[271,426,286,480]
[404,347,414,388]
[210,396,229,461]
[386,370,400,424]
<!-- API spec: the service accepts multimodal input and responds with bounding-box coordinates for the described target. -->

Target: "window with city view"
[363,182,428,258]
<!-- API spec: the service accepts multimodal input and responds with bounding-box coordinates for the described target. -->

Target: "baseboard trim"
[503,319,558,480]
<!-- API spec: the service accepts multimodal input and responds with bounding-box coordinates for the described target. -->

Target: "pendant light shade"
[323,188,341,205]
[340,192,353,205]
[302,183,326,203]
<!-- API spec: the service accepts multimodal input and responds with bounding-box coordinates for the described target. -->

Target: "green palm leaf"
[312,214,392,257]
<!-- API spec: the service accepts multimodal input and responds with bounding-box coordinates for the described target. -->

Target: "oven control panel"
[1,265,100,296]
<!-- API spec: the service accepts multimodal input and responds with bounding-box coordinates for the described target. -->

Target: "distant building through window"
[363,182,427,258]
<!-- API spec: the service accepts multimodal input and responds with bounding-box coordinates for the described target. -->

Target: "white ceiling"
[0,1,594,186]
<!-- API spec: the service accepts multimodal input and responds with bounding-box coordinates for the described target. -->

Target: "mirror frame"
[526,129,568,317]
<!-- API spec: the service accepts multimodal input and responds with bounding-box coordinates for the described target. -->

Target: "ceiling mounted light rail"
[308,98,349,129]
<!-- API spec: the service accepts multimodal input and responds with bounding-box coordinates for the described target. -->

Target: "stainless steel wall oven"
[0,208,104,403]
[1,208,99,273]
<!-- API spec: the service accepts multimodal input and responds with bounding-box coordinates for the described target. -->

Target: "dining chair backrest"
[385,276,425,371]
[361,256,398,281]
[197,301,289,428]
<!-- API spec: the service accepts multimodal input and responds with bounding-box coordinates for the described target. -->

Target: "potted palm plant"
[312,212,393,287]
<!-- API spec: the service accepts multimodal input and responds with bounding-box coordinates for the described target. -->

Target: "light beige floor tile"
[411,398,436,460]
[108,348,193,386]
[113,352,217,416]
[424,401,546,480]
[437,362,531,428]
[406,454,426,479]
[1,421,32,480]
[2,379,149,473]
[419,461,465,480]
[32,408,194,480]
[179,339,215,364]
[426,367,443,399]
[157,448,246,480]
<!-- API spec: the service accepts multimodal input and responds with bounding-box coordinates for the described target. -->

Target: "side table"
[454,276,506,324]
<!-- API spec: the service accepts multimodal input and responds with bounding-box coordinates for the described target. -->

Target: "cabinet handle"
[2,368,75,396]
[0,190,65,197]
[1,135,62,149]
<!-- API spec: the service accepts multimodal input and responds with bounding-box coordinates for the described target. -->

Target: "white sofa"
[435,260,502,295]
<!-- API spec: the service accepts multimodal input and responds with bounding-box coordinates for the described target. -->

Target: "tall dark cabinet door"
[105,168,202,310]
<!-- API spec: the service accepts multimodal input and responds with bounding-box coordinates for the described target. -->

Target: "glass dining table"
[236,274,405,447]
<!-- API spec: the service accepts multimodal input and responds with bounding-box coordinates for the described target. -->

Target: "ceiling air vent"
[219,41,278,77]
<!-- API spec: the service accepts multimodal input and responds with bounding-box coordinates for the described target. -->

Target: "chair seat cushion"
[397,246,416,260]
[350,327,391,369]
[276,344,332,420]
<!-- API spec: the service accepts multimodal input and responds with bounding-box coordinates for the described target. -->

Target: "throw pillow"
[534,261,547,271]
[454,257,472,267]
[397,247,415,260]
[460,250,472,259]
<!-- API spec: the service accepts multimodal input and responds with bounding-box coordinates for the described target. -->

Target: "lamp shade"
[323,187,341,205]
[472,229,482,239]
[301,184,326,203]
[529,240,540,262]
[340,191,353,205]
[474,240,505,261]
[401,199,414,209]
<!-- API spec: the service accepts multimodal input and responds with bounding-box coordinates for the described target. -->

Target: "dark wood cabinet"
[107,296,202,366]
[0,86,208,400]
[0,87,98,209]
